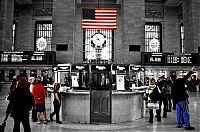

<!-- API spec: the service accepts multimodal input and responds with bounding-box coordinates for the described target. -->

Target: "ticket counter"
[61,89,145,123]
[52,63,146,124]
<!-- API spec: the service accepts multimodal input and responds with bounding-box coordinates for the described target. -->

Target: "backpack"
[162,84,171,95]
[149,86,160,102]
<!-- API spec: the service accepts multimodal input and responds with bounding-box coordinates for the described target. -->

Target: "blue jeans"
[176,100,190,127]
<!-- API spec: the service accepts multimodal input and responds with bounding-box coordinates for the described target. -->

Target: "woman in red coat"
[32,78,47,124]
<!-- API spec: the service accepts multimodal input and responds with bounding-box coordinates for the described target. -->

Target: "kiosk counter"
[60,88,145,124]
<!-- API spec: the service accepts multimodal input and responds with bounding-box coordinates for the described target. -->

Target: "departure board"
[0,51,55,64]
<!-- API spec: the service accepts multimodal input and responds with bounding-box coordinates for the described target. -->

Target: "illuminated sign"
[76,66,85,70]
[149,53,163,63]
[142,52,199,66]
[0,51,55,64]
[167,54,192,64]
[96,66,106,70]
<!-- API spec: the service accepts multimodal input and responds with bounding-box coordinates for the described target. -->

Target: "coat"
[145,84,161,109]
[172,71,193,102]
[6,88,34,118]
[32,83,46,105]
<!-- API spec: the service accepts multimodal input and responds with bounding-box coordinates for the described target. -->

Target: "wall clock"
[91,31,106,49]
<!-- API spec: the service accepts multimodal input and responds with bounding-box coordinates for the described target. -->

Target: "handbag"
[0,114,9,132]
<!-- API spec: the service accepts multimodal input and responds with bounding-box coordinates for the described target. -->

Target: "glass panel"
[12,23,16,51]
[180,24,184,53]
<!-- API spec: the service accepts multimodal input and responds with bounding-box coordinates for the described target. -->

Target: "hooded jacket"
[32,83,46,105]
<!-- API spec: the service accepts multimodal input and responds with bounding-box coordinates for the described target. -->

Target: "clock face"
[91,33,106,47]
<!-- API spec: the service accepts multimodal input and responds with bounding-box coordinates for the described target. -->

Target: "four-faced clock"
[91,32,106,48]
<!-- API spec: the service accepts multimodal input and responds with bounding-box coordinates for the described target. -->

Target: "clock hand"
[96,36,100,41]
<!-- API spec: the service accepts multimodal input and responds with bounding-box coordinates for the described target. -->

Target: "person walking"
[28,77,37,122]
[145,78,161,123]
[6,77,34,132]
[157,76,168,118]
[50,83,62,124]
[171,67,195,130]
[32,78,48,124]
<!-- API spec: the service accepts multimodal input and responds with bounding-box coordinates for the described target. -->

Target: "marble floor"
[0,85,199,132]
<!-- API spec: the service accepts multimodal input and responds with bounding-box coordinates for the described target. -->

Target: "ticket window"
[56,64,71,86]
[61,72,71,86]
[71,71,89,89]
[129,71,137,88]
[158,70,167,77]
[129,66,145,87]
[30,69,37,77]
[91,72,111,90]
[112,65,129,91]
[20,69,27,77]
[179,70,188,78]
[9,70,15,80]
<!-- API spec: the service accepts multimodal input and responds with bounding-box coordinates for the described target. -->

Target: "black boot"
[149,109,153,123]
[50,113,54,122]
[156,114,161,122]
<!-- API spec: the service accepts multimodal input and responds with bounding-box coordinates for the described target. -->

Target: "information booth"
[90,64,112,123]
[53,63,145,124]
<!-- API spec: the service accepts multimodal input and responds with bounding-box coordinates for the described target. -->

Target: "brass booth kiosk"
[51,63,146,124]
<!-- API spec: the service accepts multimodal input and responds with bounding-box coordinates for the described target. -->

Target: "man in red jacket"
[32,78,47,124]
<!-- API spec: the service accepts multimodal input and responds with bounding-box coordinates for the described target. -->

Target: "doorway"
[90,71,112,123]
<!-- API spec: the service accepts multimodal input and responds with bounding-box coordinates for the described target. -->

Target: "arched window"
[35,21,52,51]
[145,22,162,52]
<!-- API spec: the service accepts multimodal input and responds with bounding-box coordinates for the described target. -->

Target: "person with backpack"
[166,76,173,112]
[171,67,196,130]
[157,76,168,118]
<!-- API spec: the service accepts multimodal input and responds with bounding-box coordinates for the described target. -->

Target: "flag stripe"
[82,23,117,26]
[82,8,117,30]
[82,26,117,30]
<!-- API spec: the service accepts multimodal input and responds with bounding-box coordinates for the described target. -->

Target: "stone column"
[182,0,200,53]
[0,0,14,51]
[52,0,75,63]
[122,0,145,64]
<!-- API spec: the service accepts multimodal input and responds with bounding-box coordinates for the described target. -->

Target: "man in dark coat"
[6,77,34,132]
[171,67,195,130]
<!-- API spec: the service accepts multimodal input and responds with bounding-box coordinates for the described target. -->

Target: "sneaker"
[44,120,48,124]
[37,121,41,124]
[56,121,62,124]
[184,126,195,130]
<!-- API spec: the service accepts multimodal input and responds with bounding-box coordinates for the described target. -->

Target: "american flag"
[82,8,117,30]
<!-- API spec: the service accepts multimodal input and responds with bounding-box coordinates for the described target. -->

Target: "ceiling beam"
[16,0,32,4]
[165,0,182,6]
